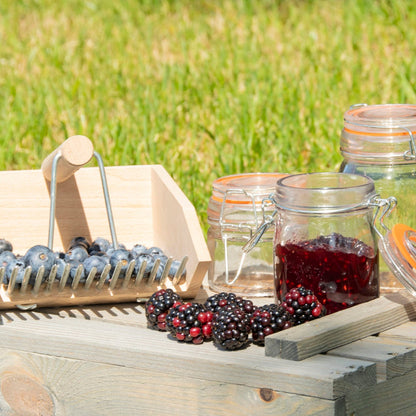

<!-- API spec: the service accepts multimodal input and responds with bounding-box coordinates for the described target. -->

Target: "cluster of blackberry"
[145,286,326,350]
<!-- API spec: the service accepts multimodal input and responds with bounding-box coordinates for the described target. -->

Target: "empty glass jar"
[340,103,416,292]
[207,173,286,297]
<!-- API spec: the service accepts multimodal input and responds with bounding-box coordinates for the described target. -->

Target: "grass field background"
[0,0,415,232]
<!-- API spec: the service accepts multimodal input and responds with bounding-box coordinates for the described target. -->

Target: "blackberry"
[212,306,251,350]
[145,289,183,331]
[282,286,326,325]
[166,302,214,344]
[250,304,293,345]
[204,292,256,317]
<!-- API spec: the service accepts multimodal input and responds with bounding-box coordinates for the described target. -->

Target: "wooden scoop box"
[0,137,211,308]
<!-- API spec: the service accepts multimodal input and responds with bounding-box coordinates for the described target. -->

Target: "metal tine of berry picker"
[158,257,173,285]
[172,256,188,286]
[33,266,46,294]
[121,260,136,289]
[147,258,162,286]
[20,267,32,294]
[45,264,58,293]
[84,267,97,290]
[96,264,112,290]
[134,260,148,286]
[58,264,71,291]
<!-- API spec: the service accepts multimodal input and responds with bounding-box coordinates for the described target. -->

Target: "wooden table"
[1,288,416,415]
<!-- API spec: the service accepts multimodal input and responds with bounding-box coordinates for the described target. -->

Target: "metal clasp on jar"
[242,194,278,254]
[370,195,398,238]
[219,189,275,285]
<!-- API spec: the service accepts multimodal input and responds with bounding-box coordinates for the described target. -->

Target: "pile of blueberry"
[145,287,326,351]
[0,237,186,286]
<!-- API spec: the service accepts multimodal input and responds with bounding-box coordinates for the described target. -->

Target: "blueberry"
[5,259,26,284]
[145,246,165,256]
[109,249,132,278]
[69,236,90,251]
[106,243,127,257]
[89,237,111,254]
[0,250,16,268]
[83,255,108,277]
[65,246,89,262]
[23,245,55,280]
[153,253,168,266]
[88,250,108,257]
[130,244,147,258]
[0,239,13,254]
[134,253,156,278]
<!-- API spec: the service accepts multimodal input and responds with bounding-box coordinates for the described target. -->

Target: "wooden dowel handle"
[41,135,94,183]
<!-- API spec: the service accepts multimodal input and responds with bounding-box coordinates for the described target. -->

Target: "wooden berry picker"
[0,135,211,309]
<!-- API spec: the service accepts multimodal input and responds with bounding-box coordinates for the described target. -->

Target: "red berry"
[202,323,212,337]
[190,327,201,338]
[192,335,204,345]
[157,313,167,322]
[157,322,166,330]
[312,306,322,317]
[172,317,181,327]
[176,333,186,341]
[197,312,208,323]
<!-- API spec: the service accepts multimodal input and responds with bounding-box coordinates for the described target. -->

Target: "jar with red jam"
[274,172,379,314]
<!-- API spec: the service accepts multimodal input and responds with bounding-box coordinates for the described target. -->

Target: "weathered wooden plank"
[327,336,416,381]
[0,313,376,400]
[265,292,416,361]
[0,349,345,416]
[345,368,416,416]
[379,321,416,343]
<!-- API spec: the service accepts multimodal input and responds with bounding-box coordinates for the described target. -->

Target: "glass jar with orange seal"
[207,173,286,297]
[340,103,416,292]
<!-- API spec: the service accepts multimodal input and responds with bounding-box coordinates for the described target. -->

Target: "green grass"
[1,0,416,232]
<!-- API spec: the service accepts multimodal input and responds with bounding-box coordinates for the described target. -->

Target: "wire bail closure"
[242,194,277,253]
[370,195,398,238]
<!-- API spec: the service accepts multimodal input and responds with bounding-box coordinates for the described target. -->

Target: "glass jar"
[207,173,286,297]
[273,172,379,314]
[340,103,416,292]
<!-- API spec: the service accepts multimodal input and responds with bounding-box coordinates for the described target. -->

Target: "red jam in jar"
[275,233,379,314]
[273,173,380,314]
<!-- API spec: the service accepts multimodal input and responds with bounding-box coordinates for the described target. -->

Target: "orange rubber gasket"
[391,223,416,269]
[344,127,416,137]
[211,173,286,205]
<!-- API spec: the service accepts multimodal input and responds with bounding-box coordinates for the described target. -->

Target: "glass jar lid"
[275,172,376,214]
[341,104,416,162]
[207,173,286,226]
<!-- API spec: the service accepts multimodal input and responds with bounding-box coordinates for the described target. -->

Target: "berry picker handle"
[41,135,94,183]
[41,135,118,250]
